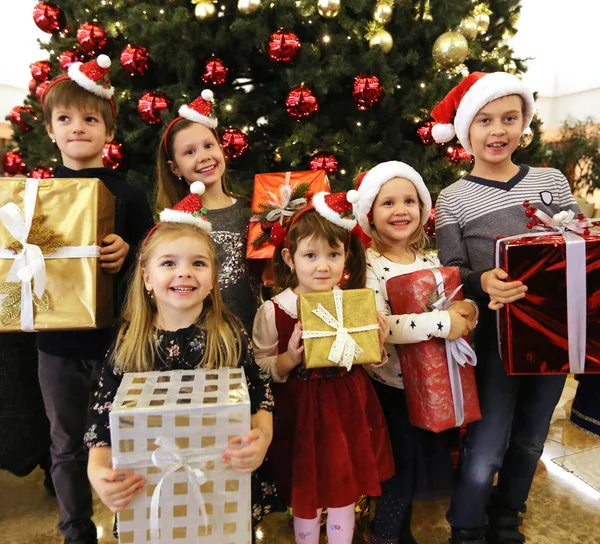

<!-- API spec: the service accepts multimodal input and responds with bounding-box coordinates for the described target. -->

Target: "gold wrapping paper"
[0,178,115,331]
[298,288,381,369]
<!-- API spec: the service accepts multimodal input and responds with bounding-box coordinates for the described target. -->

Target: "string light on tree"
[238,0,261,15]
[317,0,340,18]
[432,31,468,69]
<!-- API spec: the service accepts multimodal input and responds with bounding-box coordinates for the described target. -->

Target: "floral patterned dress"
[85,323,282,526]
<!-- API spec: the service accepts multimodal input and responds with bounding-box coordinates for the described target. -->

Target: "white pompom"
[346,189,360,204]
[201,89,214,101]
[431,123,456,143]
[96,54,111,69]
[190,181,206,196]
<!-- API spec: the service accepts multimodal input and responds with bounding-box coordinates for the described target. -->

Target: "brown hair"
[273,209,366,290]
[155,118,234,211]
[42,79,116,134]
[113,222,242,373]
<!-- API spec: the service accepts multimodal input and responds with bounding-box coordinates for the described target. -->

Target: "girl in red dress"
[253,191,394,544]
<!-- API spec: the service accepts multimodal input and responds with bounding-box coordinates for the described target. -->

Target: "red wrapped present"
[247,170,330,259]
[387,267,481,433]
[496,209,600,375]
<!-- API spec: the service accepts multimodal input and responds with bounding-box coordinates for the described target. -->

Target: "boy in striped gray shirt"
[432,73,579,544]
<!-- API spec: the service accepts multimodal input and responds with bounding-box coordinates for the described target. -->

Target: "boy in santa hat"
[39,56,153,544]
[432,73,580,544]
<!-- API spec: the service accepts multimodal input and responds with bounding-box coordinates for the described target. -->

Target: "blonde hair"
[155,118,234,211]
[43,78,116,134]
[273,210,366,290]
[113,222,242,373]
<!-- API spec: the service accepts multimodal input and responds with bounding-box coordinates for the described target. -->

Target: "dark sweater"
[37,165,154,359]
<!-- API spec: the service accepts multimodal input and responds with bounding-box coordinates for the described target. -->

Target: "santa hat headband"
[352,161,431,236]
[431,71,535,155]
[163,90,218,159]
[42,55,115,117]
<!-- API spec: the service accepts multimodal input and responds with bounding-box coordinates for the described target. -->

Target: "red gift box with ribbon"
[386,267,481,433]
[496,209,600,375]
[246,170,330,259]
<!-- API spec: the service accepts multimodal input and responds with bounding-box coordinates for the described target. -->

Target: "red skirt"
[268,366,395,518]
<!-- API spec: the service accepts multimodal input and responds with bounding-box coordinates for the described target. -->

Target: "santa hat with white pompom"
[312,191,360,231]
[178,89,218,129]
[67,54,115,99]
[159,181,212,232]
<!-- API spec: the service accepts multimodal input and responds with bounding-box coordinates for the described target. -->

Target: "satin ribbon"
[429,269,477,427]
[302,289,379,370]
[0,178,100,331]
[149,437,217,542]
[263,172,308,223]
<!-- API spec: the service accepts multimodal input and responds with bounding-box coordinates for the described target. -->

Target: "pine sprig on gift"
[251,230,272,249]
[251,182,311,222]
[0,281,50,327]
[6,215,65,255]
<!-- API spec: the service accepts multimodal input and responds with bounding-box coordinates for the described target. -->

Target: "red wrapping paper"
[386,267,481,433]
[496,233,600,375]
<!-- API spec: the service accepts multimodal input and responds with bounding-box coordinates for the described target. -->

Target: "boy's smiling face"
[468,94,525,171]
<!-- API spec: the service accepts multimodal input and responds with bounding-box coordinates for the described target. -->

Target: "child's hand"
[449,300,478,330]
[286,322,304,366]
[481,268,527,310]
[100,234,130,273]
[88,463,145,513]
[447,307,471,342]
[222,427,271,473]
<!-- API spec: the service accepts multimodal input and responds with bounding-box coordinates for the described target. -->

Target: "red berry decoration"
[286,86,318,120]
[103,140,125,170]
[221,128,250,160]
[35,81,50,104]
[137,91,171,125]
[424,207,436,237]
[120,44,150,77]
[578,213,586,221]
[33,2,66,34]
[584,229,591,236]
[268,29,301,64]
[29,165,53,179]
[309,152,338,174]
[59,49,86,71]
[447,145,472,164]
[30,60,51,82]
[523,200,530,207]
[352,74,383,111]
[417,122,435,145]
[3,150,27,176]
[9,106,38,132]
[77,22,108,55]
[202,58,228,86]
[526,221,533,229]
[270,222,286,247]
[260,222,272,234]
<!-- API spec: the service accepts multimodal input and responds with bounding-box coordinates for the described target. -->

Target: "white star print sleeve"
[252,301,288,383]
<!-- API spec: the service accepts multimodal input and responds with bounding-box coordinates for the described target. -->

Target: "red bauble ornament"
[221,128,249,160]
[417,122,435,145]
[309,152,338,174]
[59,49,86,71]
[267,29,301,64]
[286,86,318,120]
[447,145,472,164]
[120,44,150,77]
[30,60,51,82]
[138,91,171,125]
[35,81,50,104]
[424,207,436,237]
[9,106,38,132]
[103,140,125,170]
[29,79,38,93]
[29,165,53,179]
[33,2,66,34]
[77,22,108,55]
[202,58,228,86]
[352,74,383,111]
[3,150,27,176]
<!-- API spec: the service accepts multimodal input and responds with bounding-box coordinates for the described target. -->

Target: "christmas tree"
[6,0,546,202]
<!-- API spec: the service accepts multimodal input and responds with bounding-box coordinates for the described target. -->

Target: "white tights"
[293,503,355,544]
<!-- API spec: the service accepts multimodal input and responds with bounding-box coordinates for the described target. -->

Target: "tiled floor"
[0,379,598,543]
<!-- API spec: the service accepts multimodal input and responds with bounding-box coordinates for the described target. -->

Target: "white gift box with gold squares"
[109,368,252,544]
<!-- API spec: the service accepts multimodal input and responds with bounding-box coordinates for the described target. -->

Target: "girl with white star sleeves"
[352,161,478,544]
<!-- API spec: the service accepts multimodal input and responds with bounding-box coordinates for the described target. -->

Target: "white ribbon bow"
[429,269,477,427]
[0,178,101,331]
[264,172,308,223]
[149,437,216,542]
[302,289,380,370]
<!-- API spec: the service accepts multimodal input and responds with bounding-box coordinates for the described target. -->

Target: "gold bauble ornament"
[238,0,261,15]
[432,31,469,69]
[373,1,394,25]
[369,29,393,54]
[504,60,517,75]
[194,0,216,20]
[519,127,533,148]
[317,0,341,19]
[297,0,315,17]
[458,17,478,41]
[475,12,490,34]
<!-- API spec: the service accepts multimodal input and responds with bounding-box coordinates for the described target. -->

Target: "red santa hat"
[67,54,114,100]
[178,89,218,129]
[312,191,359,231]
[352,161,432,236]
[430,71,535,155]
[159,181,212,231]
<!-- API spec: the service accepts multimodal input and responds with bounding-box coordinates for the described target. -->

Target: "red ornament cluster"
[309,152,338,174]
[268,29,301,64]
[424,207,436,237]
[417,122,435,145]
[35,81,50,104]
[352,75,383,111]
[120,44,150,77]
[286,85,318,120]
[77,22,108,55]
[3,150,27,176]
[138,91,171,125]
[29,165,53,179]
[59,49,86,71]
[103,140,125,170]
[31,60,51,82]
[447,145,472,164]
[270,222,286,247]
[221,128,250,160]
[202,58,228,86]
[33,2,66,34]
[9,106,38,132]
